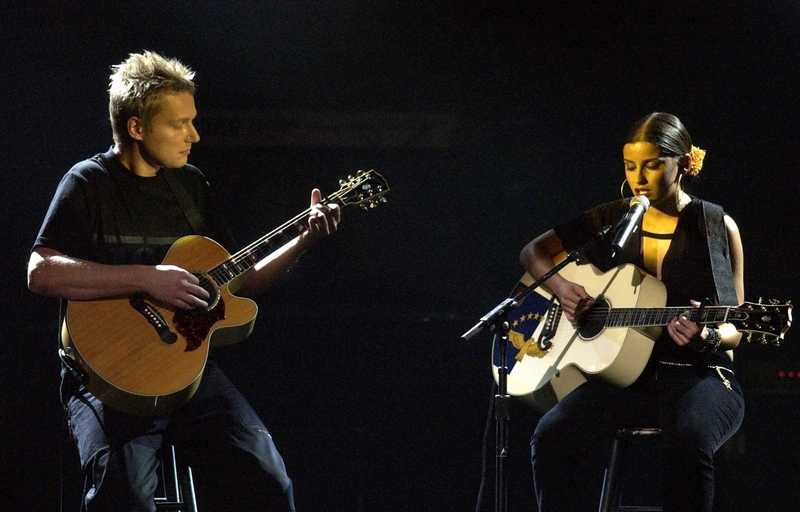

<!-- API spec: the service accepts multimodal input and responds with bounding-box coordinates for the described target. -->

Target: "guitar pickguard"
[173,298,227,351]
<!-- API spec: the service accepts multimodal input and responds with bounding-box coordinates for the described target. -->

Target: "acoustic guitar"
[62,170,389,416]
[491,262,792,412]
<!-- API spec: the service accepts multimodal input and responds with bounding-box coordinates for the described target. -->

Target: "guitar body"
[63,235,258,416]
[492,263,666,413]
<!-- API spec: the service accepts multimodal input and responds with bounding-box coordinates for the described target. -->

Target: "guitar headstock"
[335,170,390,210]
[729,300,793,346]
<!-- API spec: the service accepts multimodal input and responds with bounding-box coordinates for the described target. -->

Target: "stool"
[155,444,198,512]
[598,428,663,512]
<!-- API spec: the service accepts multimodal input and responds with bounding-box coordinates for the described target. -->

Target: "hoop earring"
[620,179,631,199]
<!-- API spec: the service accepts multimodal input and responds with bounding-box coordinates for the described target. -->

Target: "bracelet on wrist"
[696,327,721,354]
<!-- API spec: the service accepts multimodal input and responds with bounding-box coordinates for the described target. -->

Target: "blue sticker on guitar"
[493,289,553,371]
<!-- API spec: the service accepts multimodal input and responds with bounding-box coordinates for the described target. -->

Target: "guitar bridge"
[537,297,561,351]
[129,294,178,345]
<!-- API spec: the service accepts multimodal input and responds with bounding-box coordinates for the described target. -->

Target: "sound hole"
[577,297,609,340]
[195,273,220,311]
[171,272,224,351]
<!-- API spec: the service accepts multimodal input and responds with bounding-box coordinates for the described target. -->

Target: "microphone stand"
[462,226,611,512]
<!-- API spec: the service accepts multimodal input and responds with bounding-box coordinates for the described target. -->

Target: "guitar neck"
[602,305,731,328]
[207,195,344,287]
[199,169,388,288]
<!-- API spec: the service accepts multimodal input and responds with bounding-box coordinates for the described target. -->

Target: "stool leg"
[598,437,627,512]
[179,464,198,512]
[156,445,199,512]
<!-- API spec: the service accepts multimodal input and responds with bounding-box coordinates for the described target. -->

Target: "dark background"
[2,1,799,510]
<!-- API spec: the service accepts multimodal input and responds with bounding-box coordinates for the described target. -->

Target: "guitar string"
[540,304,779,336]
[547,305,731,327]
[206,179,374,286]
[205,172,387,286]
[221,174,384,273]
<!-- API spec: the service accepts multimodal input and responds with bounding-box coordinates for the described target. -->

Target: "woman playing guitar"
[521,113,745,512]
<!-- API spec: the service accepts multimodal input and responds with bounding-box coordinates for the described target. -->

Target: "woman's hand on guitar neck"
[666,300,708,349]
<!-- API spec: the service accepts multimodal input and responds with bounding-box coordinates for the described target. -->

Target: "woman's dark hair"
[625,112,692,158]
[625,112,696,184]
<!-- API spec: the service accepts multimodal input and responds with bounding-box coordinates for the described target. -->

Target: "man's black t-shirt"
[34,147,236,265]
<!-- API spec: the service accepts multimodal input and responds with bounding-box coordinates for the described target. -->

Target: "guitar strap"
[98,149,204,234]
[702,200,738,306]
[161,170,205,234]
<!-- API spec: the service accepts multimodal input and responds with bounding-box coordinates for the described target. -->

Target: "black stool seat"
[598,428,663,512]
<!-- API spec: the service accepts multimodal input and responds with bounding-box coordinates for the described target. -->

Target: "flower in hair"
[687,145,706,176]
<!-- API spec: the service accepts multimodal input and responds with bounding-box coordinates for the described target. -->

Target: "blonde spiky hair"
[108,51,196,148]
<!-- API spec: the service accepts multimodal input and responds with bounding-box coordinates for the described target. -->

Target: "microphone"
[611,195,650,258]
